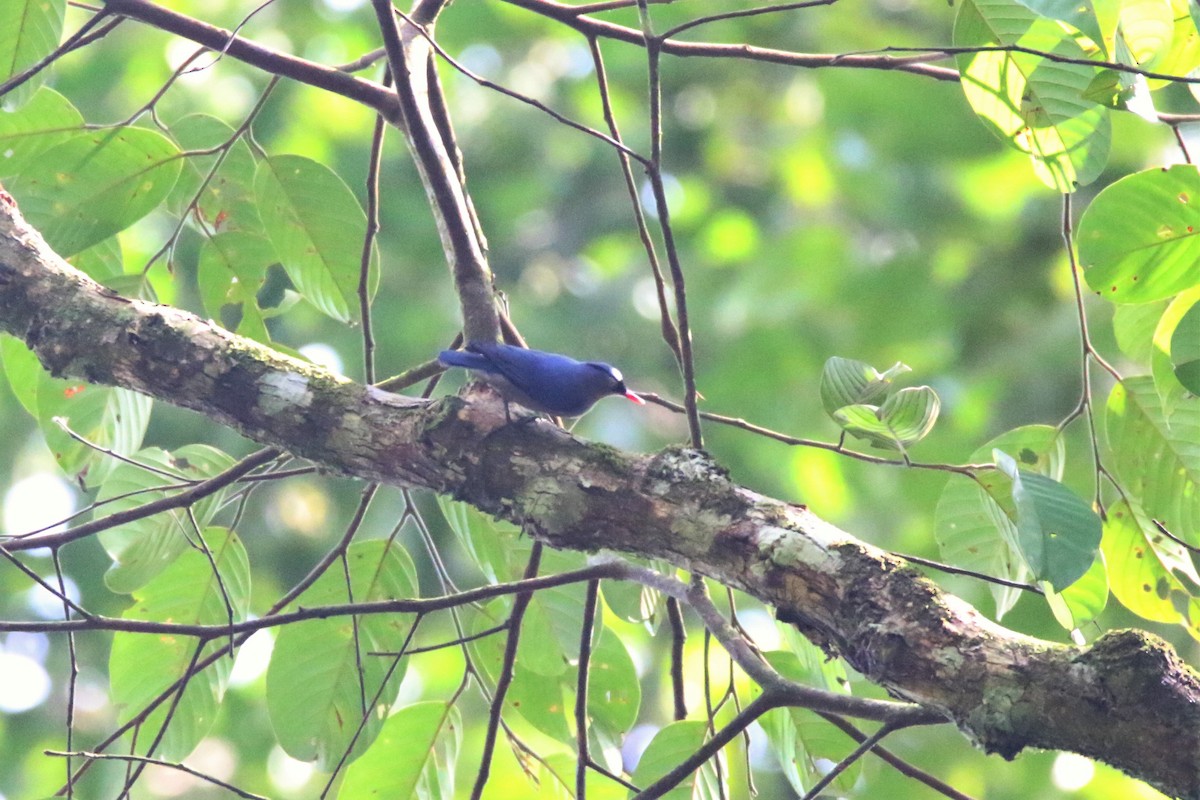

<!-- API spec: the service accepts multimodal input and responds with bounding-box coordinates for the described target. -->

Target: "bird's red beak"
[625,391,646,405]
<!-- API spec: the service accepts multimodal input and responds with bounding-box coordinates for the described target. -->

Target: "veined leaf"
[339,702,461,800]
[935,425,1064,618]
[265,540,417,770]
[0,86,82,177]
[97,445,237,594]
[819,356,910,416]
[1107,377,1200,536]
[1079,165,1200,304]
[0,0,65,109]
[7,128,183,256]
[109,527,249,760]
[955,0,1111,191]
[255,154,378,324]
[36,378,151,487]
[631,721,715,800]
[1169,297,1200,394]
[833,385,939,451]
[1104,499,1200,627]
[995,450,1102,591]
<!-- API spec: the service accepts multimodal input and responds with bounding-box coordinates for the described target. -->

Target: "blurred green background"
[0,0,1190,797]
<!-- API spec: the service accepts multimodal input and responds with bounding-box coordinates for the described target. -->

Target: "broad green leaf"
[1078,165,1200,303]
[1170,298,1200,394]
[955,0,1110,191]
[169,113,261,235]
[70,235,126,284]
[1151,289,1200,416]
[0,0,65,109]
[506,661,572,741]
[832,385,939,450]
[1157,0,1200,91]
[266,540,417,769]
[0,334,42,416]
[464,597,572,741]
[97,445,237,594]
[1013,0,1107,46]
[518,587,578,678]
[196,231,277,342]
[819,356,910,416]
[1043,549,1108,633]
[1107,377,1200,535]
[339,702,461,800]
[758,650,860,796]
[630,720,711,800]
[587,625,641,737]
[995,450,1102,590]
[254,154,378,323]
[8,128,183,257]
[436,496,585,583]
[109,527,249,760]
[437,496,504,583]
[1103,499,1199,625]
[36,377,151,486]
[602,575,663,626]
[0,86,81,177]
[1113,300,1168,363]
[1116,0,1175,68]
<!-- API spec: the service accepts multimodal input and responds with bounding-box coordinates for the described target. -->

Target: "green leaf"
[1106,377,1200,534]
[109,527,249,760]
[819,356,910,416]
[0,0,65,109]
[506,661,572,741]
[758,650,860,795]
[833,385,939,451]
[169,113,261,235]
[196,231,277,342]
[7,128,183,256]
[36,377,151,486]
[1043,549,1108,633]
[254,154,378,323]
[602,575,663,626]
[265,539,418,770]
[587,625,641,737]
[935,426,1064,618]
[1116,0,1175,69]
[1156,0,1200,92]
[0,333,42,417]
[1103,499,1200,626]
[1078,165,1200,303]
[339,702,461,800]
[70,235,126,284]
[1012,0,1107,46]
[1150,289,1200,417]
[1170,298,1200,394]
[994,450,1102,590]
[1112,300,1168,363]
[954,0,1111,191]
[97,445,237,594]
[631,720,711,800]
[0,86,82,177]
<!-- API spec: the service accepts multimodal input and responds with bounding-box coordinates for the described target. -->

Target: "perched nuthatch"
[438,341,645,417]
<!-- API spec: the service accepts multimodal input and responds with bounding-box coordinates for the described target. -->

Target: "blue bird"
[438,341,645,417]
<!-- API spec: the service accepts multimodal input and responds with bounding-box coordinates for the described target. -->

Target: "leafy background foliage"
[1,0,1199,797]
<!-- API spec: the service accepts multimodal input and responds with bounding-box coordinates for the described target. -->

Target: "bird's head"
[586,363,646,406]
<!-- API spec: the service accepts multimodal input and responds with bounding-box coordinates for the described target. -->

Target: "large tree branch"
[1,195,1198,799]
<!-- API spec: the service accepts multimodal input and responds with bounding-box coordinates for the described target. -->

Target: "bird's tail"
[438,349,491,370]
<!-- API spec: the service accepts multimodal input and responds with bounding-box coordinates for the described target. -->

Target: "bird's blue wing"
[467,342,581,393]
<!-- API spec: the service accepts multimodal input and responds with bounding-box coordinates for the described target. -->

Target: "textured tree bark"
[1,192,1198,798]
